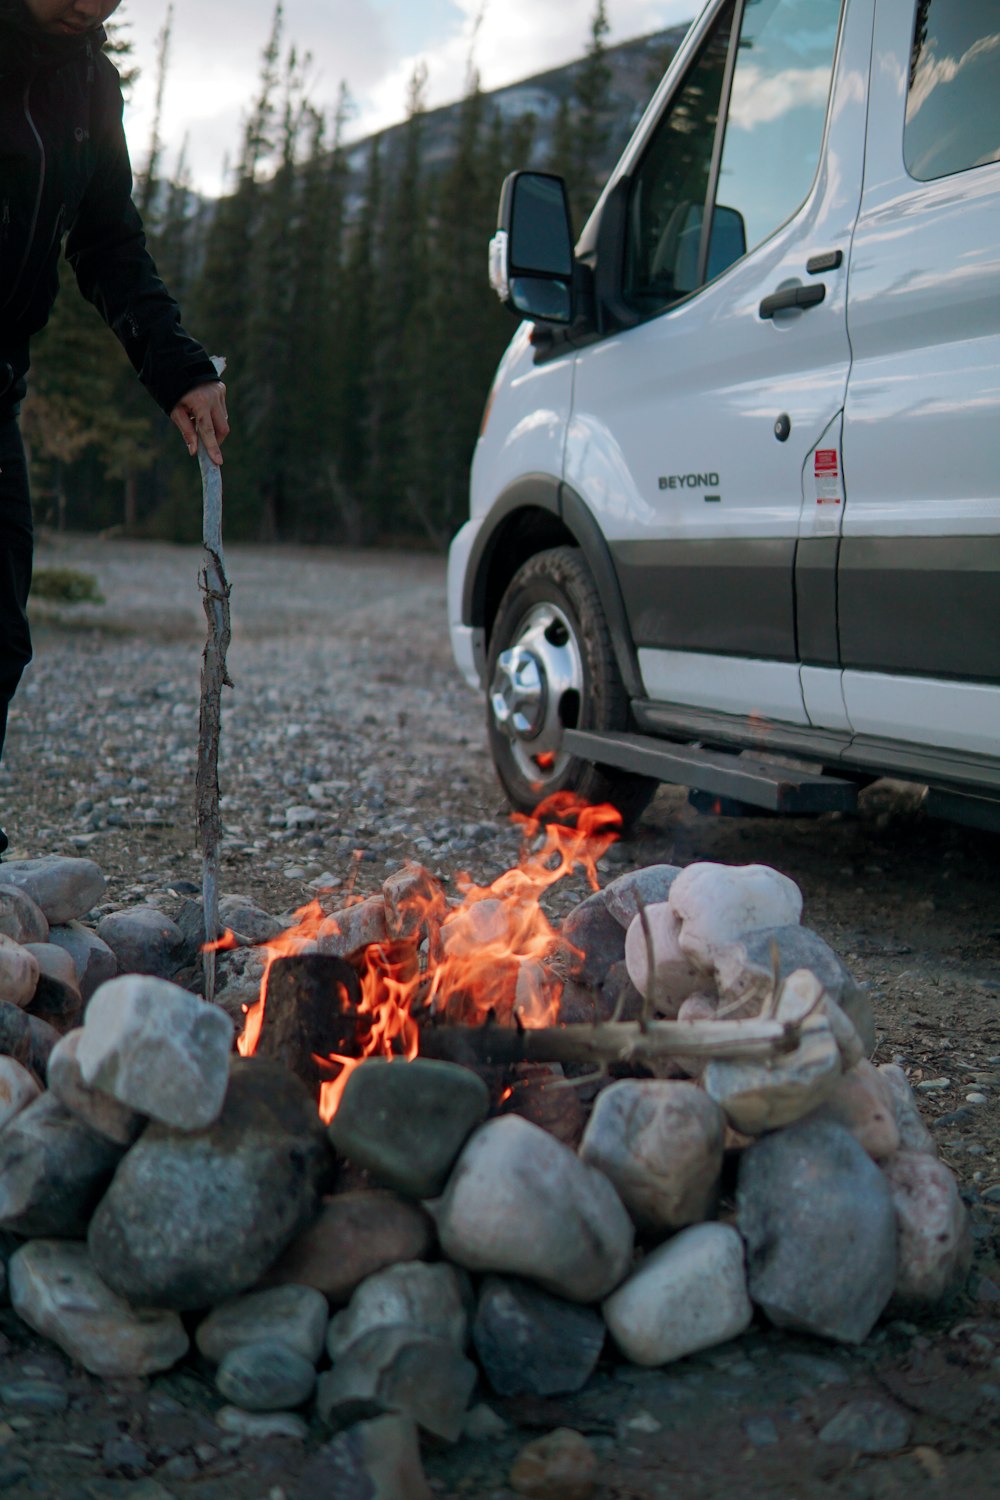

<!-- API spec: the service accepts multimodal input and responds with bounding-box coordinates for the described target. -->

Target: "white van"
[447,0,1000,828]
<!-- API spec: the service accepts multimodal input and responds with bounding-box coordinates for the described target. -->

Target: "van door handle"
[759,283,826,318]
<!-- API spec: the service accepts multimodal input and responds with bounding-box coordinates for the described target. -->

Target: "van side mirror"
[488,172,575,324]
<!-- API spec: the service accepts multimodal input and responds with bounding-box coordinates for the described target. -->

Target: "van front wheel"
[485,546,656,825]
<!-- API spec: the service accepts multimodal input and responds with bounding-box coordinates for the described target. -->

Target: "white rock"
[0,858,106,925]
[76,975,234,1131]
[0,934,39,1009]
[46,1029,145,1146]
[196,1284,329,1365]
[9,1239,188,1377]
[882,1153,972,1305]
[623,903,702,1015]
[0,1056,41,1128]
[703,970,842,1134]
[436,1115,634,1303]
[878,1064,937,1156]
[215,1406,309,1441]
[670,863,803,972]
[603,1223,752,1366]
[579,1080,724,1233]
[327,1262,468,1360]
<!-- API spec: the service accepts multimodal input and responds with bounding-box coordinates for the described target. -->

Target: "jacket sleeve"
[65,59,220,415]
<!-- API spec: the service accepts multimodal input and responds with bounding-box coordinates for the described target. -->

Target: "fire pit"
[0,805,973,1492]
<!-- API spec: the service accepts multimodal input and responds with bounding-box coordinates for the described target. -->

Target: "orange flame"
[234,794,620,1120]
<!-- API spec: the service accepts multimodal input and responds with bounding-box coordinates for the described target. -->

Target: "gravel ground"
[0,534,998,1499]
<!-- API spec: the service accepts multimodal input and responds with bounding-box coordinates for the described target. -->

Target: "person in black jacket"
[0,0,229,853]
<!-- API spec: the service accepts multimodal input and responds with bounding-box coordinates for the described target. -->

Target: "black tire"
[485,546,657,825]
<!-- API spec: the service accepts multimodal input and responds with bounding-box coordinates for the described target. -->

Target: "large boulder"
[737,1118,897,1344]
[88,1059,333,1309]
[436,1115,634,1303]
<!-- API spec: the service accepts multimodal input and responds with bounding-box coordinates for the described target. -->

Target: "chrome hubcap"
[489,603,583,782]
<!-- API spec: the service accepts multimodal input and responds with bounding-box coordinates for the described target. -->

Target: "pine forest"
[23,4,681,550]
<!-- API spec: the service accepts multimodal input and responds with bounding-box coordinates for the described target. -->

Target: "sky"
[117,0,699,197]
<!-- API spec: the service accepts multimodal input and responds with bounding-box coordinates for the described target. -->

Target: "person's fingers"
[198,409,224,466]
[170,404,198,456]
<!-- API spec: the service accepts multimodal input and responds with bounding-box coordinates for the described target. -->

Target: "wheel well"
[481,509,577,651]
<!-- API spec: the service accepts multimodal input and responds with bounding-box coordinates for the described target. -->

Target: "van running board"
[562,730,859,816]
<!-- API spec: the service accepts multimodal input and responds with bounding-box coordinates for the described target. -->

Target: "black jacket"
[0,0,218,415]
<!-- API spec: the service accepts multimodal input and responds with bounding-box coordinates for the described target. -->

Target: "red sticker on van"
[815,449,838,475]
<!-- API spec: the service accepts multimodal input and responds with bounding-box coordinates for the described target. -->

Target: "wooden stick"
[418,1015,800,1070]
[195,391,232,1005]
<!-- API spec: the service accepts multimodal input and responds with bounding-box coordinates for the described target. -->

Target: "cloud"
[119,0,695,195]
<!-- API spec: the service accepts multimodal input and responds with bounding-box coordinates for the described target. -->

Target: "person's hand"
[170,381,229,466]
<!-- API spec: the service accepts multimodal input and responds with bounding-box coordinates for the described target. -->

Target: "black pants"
[0,415,33,762]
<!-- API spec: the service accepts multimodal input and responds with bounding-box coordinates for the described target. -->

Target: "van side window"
[623,0,842,319]
[904,0,1000,181]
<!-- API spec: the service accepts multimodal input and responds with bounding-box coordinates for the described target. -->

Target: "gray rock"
[602,865,683,930]
[261,1190,435,1303]
[328,1262,467,1360]
[436,1114,634,1303]
[382,865,447,941]
[22,941,78,995]
[473,1276,605,1396]
[46,1029,145,1146]
[737,1118,897,1344]
[47,922,117,1001]
[317,895,388,958]
[0,1056,40,1129]
[0,934,39,1009]
[878,1064,937,1155]
[88,1059,333,1309]
[25,1012,60,1076]
[882,1152,972,1305]
[95,907,185,980]
[0,998,38,1068]
[0,1379,69,1412]
[579,1080,724,1234]
[316,1326,476,1443]
[298,1414,433,1499]
[77,974,234,1131]
[0,886,49,945]
[215,1406,309,1441]
[218,895,286,945]
[817,1399,911,1453]
[24,962,83,1036]
[602,1223,753,1366]
[196,1283,329,1364]
[328,1057,489,1199]
[0,1092,125,1236]
[0,858,106,925]
[216,1340,317,1411]
[714,925,872,1050]
[561,892,626,987]
[8,1239,188,1377]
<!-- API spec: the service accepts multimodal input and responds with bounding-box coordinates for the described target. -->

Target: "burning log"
[419,1013,803,1071]
[253,954,363,1099]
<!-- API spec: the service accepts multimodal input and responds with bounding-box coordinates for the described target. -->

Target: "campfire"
[229,792,622,1120]
[0,810,974,1483]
